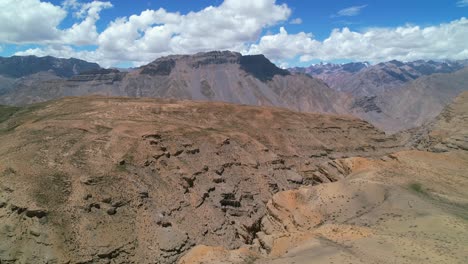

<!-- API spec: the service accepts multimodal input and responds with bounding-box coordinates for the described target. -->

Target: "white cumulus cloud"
[247,27,320,61]
[62,1,113,45]
[15,0,291,67]
[7,1,468,67]
[0,0,66,43]
[0,0,111,45]
[248,18,468,64]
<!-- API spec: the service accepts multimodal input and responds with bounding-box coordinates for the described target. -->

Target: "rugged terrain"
[0,55,101,79]
[1,53,467,133]
[291,60,464,96]
[351,67,468,132]
[179,94,468,264]
[0,56,100,100]
[405,91,468,152]
[0,91,467,263]
[0,96,402,263]
[0,52,348,115]
[293,60,468,132]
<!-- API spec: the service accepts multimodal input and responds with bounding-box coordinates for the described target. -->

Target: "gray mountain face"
[0,55,101,78]
[0,55,101,101]
[367,67,468,132]
[0,52,348,115]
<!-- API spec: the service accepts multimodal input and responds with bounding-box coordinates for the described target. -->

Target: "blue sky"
[0,0,467,67]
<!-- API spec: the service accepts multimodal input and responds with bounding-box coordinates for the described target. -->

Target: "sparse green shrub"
[409,182,424,194]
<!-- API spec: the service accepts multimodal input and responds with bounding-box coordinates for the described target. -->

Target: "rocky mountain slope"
[0,55,100,78]
[0,52,349,115]
[291,62,369,94]
[0,56,101,100]
[0,96,402,263]
[405,91,468,152]
[180,86,468,264]
[291,60,464,96]
[351,67,468,132]
[1,54,466,133]
[292,60,468,133]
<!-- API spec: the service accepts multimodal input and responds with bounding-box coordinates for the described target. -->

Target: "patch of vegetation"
[17,101,48,116]
[408,182,468,221]
[0,105,20,123]
[409,182,425,194]
[0,102,50,135]
[70,146,88,168]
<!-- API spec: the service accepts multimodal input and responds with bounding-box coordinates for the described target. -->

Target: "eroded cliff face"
[0,96,401,263]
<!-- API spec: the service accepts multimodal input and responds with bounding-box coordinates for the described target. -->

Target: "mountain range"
[0,52,467,133]
[290,60,464,96]
[0,52,347,115]
[0,56,100,98]
[291,59,468,132]
[1,51,468,263]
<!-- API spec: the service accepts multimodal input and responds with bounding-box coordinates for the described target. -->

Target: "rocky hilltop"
[0,52,348,115]
[0,96,401,263]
